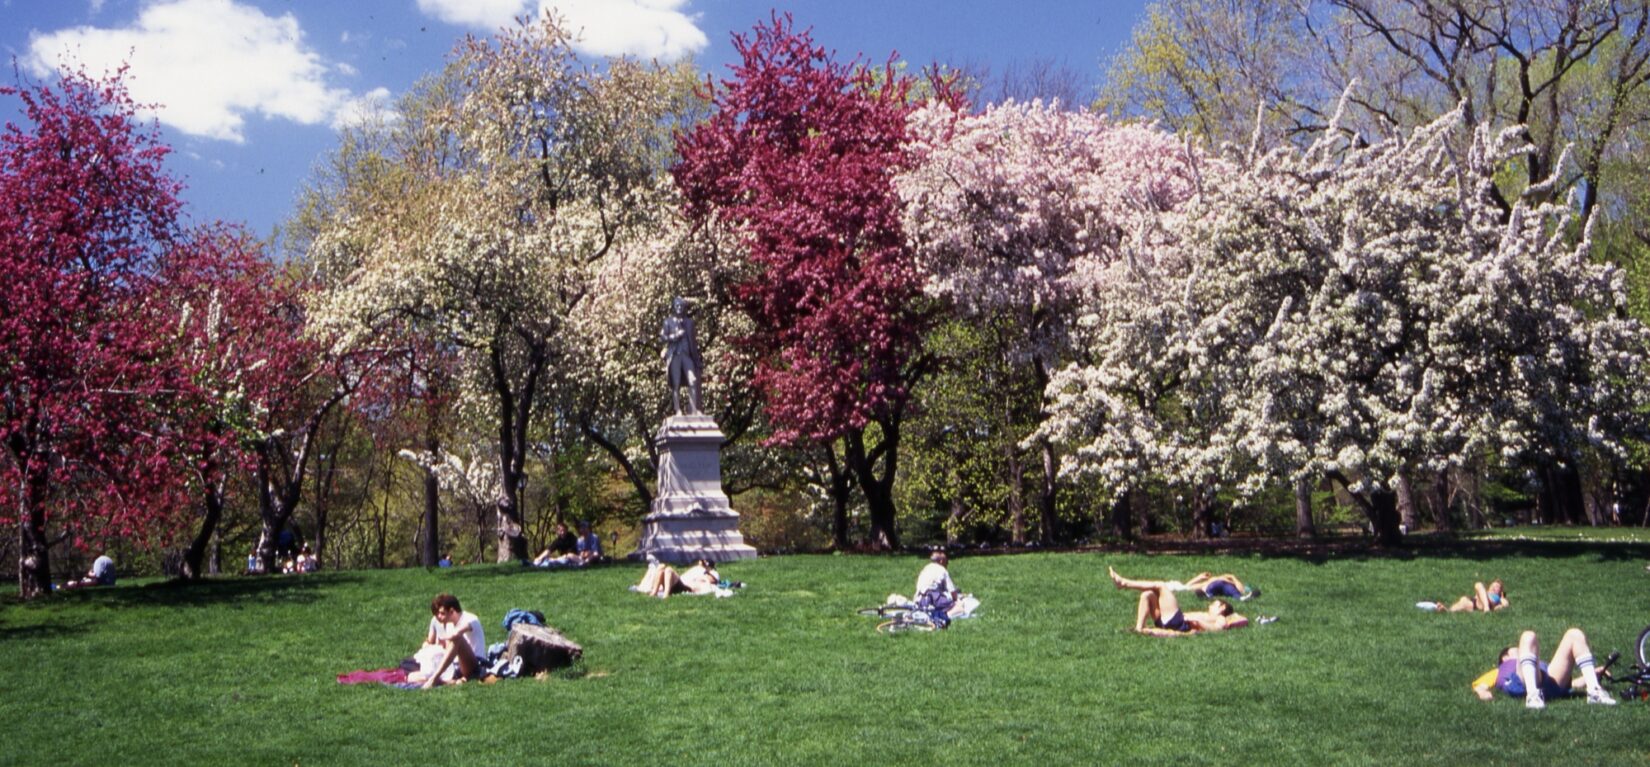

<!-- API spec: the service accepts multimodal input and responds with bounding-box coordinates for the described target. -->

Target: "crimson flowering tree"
[675,16,935,548]
[154,226,304,579]
[0,69,198,597]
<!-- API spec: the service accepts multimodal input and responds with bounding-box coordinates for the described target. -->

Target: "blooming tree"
[0,68,203,597]
[675,16,931,548]
[1042,96,1650,545]
[896,100,1200,540]
[154,226,294,579]
[307,18,703,562]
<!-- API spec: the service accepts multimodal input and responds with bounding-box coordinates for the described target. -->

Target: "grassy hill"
[3,538,1648,765]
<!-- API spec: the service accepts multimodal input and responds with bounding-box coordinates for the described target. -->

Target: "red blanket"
[336,668,408,685]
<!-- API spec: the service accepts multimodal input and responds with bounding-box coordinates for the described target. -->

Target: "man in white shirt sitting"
[409,593,486,688]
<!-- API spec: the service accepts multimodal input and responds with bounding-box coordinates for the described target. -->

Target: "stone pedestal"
[631,415,757,563]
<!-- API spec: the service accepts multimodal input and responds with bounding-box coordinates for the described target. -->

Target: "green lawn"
[3,539,1649,766]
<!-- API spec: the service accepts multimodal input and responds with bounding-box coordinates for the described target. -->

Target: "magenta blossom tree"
[675,16,936,548]
[0,68,198,597]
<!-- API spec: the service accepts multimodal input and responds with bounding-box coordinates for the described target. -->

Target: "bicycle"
[1599,645,1650,703]
[1637,624,1650,668]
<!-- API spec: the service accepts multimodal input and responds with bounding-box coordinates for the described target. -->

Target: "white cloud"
[25,0,356,142]
[331,87,397,131]
[415,0,528,31]
[540,0,706,61]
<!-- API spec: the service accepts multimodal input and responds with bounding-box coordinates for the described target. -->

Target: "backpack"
[915,588,955,629]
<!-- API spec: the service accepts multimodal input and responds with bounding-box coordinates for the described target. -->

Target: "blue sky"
[2,0,1151,236]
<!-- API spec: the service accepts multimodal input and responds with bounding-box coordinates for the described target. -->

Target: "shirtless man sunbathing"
[1110,567,1249,636]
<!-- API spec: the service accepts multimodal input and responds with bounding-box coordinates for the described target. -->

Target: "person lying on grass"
[1446,579,1508,613]
[1109,567,1248,636]
[408,593,487,689]
[633,557,726,599]
[1472,627,1616,707]
[1183,572,1257,600]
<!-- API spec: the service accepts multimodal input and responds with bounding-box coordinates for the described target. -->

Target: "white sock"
[1577,653,1601,691]
[1519,657,1541,697]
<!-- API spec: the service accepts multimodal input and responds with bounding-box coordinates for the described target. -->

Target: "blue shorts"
[1200,580,1241,599]
[1157,610,1193,632]
[1502,668,1569,700]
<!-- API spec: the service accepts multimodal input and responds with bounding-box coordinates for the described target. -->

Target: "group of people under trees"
[531,521,605,568]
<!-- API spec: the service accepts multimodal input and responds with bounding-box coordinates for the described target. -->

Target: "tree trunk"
[844,427,900,550]
[1190,485,1214,539]
[181,479,225,581]
[1394,472,1418,534]
[1541,463,1586,525]
[17,470,52,600]
[490,343,537,563]
[822,443,853,550]
[1108,489,1134,541]
[1430,469,1453,533]
[422,465,441,567]
[1006,444,1026,545]
[1038,440,1058,545]
[1294,477,1317,538]
[1366,488,1403,547]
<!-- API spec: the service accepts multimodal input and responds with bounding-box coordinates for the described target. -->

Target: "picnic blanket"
[336,668,408,685]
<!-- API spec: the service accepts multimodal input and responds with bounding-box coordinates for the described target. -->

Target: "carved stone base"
[630,414,757,564]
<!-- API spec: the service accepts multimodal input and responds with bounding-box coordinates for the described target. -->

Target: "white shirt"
[90,555,114,579]
[914,562,956,597]
[429,611,486,661]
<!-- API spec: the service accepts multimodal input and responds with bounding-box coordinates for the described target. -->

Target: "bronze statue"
[661,296,703,415]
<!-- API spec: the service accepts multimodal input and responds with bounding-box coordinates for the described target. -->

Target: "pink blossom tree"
[897,100,1201,541]
[675,16,934,548]
[0,68,200,597]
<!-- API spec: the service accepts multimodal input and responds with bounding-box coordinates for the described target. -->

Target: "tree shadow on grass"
[0,621,88,644]
[88,571,363,609]
[437,562,639,580]
[1114,534,1650,566]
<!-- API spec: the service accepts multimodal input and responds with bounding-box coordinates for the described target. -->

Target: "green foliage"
[4,546,1650,765]
[897,319,1047,543]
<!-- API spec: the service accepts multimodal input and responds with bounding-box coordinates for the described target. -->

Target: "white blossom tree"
[306,17,703,561]
[1042,95,1650,545]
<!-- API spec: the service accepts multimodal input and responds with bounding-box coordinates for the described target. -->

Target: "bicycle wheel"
[877,617,936,634]
[1636,624,1650,667]
[858,605,913,619]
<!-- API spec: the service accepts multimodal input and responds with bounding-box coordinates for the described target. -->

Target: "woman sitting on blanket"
[1110,567,1249,636]
[634,557,721,599]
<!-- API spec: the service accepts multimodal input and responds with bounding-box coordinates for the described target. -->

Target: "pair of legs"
[1514,628,1611,707]
[408,637,479,687]
[1109,569,1189,632]
[1448,582,1499,612]
[636,563,686,598]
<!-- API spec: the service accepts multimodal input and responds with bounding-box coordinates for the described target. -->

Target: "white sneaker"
[1587,688,1618,706]
[1525,691,1546,710]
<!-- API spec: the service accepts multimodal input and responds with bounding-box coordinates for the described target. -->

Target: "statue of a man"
[661,296,703,415]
